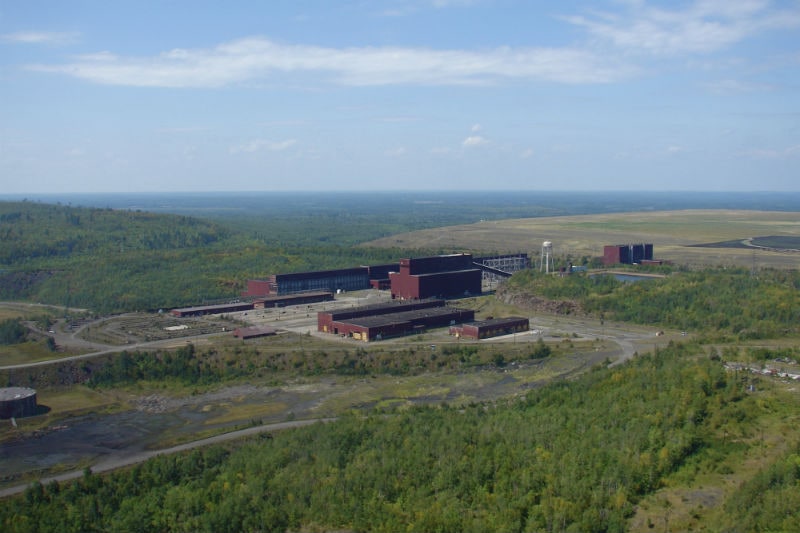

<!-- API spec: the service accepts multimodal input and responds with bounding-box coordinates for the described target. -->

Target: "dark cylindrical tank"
[0,387,38,418]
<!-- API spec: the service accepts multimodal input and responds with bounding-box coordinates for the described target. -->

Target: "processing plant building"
[318,299,474,342]
[243,264,399,297]
[449,317,530,340]
[602,244,654,266]
[390,253,482,300]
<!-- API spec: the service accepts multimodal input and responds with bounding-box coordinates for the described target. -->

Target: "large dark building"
[318,299,474,342]
[602,244,654,266]
[389,253,482,300]
[243,264,400,297]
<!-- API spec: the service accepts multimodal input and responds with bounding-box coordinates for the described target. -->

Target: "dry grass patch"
[365,210,800,269]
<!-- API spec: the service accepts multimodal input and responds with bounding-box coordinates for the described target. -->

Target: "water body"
[610,273,657,283]
[591,272,662,283]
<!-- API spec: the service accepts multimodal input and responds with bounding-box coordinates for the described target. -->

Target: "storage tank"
[0,387,38,419]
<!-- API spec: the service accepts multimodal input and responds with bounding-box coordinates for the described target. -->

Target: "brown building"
[450,317,530,340]
[389,254,482,300]
[318,299,474,341]
[602,244,654,266]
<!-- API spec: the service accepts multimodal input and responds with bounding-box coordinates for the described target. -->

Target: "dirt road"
[0,418,334,498]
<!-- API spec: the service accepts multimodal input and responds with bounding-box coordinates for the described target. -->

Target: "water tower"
[541,241,554,273]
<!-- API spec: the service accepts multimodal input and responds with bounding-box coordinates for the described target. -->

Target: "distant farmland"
[364,209,800,270]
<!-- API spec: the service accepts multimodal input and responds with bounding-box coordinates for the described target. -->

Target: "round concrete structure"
[0,387,38,419]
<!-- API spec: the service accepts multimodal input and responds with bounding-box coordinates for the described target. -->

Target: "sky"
[1,0,799,193]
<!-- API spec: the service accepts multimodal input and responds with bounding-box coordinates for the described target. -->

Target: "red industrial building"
[450,317,529,340]
[318,299,474,342]
[602,244,654,266]
[390,254,482,300]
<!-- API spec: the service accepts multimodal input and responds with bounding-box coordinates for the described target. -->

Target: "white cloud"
[463,135,488,147]
[385,146,408,157]
[229,138,297,154]
[564,0,800,56]
[702,79,774,94]
[28,36,632,88]
[520,148,534,159]
[471,123,481,132]
[741,144,800,159]
[2,31,79,45]
[432,0,479,8]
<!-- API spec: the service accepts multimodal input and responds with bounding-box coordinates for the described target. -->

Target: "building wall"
[602,246,622,266]
[416,270,482,299]
[390,254,482,300]
[275,268,369,295]
[326,307,475,341]
[242,279,272,298]
[389,270,421,300]
[254,291,333,309]
[171,302,254,317]
[602,244,654,266]
[318,299,444,332]
[450,317,529,339]
[401,254,474,275]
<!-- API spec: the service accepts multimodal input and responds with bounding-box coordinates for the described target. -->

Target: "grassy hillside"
[365,209,800,270]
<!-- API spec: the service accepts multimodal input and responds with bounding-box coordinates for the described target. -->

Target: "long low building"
[172,292,334,317]
[449,317,530,340]
[253,291,334,309]
[243,264,399,297]
[171,302,254,317]
[318,298,445,332]
[318,299,474,341]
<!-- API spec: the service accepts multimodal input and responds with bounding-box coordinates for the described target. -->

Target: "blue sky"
[1,0,799,193]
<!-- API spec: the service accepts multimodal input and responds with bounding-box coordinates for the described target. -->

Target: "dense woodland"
[0,201,427,314]
[2,343,797,532]
[2,199,800,531]
[503,267,800,340]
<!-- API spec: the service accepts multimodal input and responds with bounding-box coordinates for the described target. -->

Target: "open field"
[365,209,800,269]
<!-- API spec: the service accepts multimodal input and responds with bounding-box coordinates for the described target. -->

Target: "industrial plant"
[168,243,657,342]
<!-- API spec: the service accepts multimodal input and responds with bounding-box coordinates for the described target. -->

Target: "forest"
[501,267,800,340]
[2,198,800,531]
[2,342,798,532]
[0,201,424,314]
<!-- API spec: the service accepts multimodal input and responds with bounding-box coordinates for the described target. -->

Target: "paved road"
[0,417,335,499]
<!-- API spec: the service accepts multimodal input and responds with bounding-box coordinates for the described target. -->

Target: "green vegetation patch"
[0,342,763,533]
[502,267,800,340]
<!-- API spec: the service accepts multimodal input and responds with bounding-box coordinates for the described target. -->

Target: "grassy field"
[365,209,800,269]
